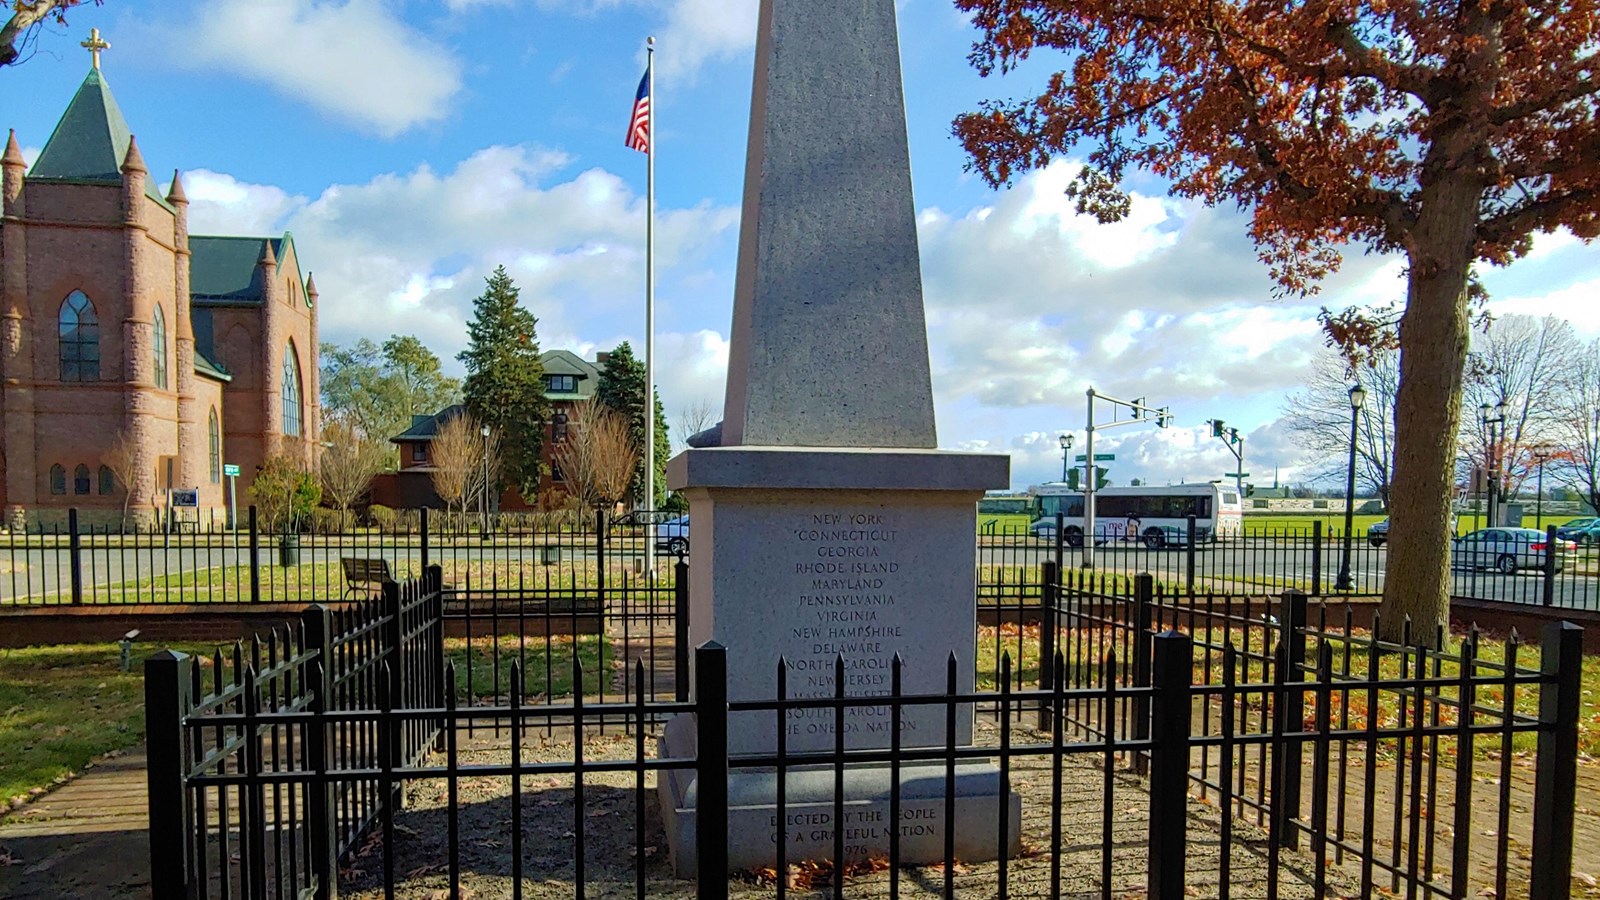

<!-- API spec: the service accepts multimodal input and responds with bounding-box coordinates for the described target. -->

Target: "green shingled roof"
[189,236,284,303]
[30,67,167,208]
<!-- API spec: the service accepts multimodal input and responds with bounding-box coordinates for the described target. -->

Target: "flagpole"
[644,36,657,574]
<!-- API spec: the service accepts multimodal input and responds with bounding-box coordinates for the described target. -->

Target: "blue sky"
[7,0,1600,490]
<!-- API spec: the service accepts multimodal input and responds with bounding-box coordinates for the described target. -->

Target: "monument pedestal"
[659,721,1021,877]
[662,446,1014,875]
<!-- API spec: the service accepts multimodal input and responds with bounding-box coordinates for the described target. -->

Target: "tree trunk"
[1380,180,1479,647]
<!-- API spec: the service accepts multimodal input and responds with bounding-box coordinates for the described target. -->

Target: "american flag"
[625,71,651,154]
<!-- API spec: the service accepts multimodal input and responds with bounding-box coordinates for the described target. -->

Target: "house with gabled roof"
[371,350,603,510]
[0,51,319,528]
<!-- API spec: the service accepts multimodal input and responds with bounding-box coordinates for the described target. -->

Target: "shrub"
[310,508,343,535]
[368,505,398,531]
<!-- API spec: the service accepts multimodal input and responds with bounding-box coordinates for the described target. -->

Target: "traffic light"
[1095,467,1110,489]
[1065,468,1081,490]
[1211,419,1225,438]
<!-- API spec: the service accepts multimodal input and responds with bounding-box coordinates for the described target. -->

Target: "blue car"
[654,515,689,555]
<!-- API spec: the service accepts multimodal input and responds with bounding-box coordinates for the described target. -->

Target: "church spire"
[120,133,146,174]
[2,130,22,168]
[166,169,187,205]
[258,239,277,268]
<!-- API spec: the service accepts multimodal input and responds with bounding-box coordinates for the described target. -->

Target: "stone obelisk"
[661,0,1016,877]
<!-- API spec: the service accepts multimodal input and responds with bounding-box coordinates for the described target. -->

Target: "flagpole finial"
[648,35,656,47]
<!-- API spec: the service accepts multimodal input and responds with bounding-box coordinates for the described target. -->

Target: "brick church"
[0,42,319,529]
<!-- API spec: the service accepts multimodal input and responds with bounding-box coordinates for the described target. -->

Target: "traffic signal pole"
[1082,387,1171,569]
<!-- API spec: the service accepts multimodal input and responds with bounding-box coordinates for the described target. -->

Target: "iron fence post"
[595,508,607,611]
[1272,589,1308,849]
[144,649,193,900]
[420,507,430,571]
[429,564,446,749]
[1311,521,1323,596]
[675,559,690,702]
[301,604,338,899]
[1530,621,1583,900]
[248,506,260,603]
[1039,560,1059,729]
[381,580,406,793]
[1147,630,1193,900]
[1132,573,1155,775]
[68,508,82,605]
[1185,515,1196,595]
[1544,524,1558,607]
[1053,511,1064,577]
[695,641,729,894]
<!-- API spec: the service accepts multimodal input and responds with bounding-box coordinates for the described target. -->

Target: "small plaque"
[170,489,199,508]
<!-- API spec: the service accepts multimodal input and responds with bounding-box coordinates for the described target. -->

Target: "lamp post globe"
[1335,382,1364,591]
[1058,433,1074,482]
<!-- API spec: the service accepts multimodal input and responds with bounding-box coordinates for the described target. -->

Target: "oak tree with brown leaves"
[955,0,1600,642]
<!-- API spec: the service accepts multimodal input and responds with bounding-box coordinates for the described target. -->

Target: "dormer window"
[547,374,578,393]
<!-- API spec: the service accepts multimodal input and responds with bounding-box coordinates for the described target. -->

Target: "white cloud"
[183,145,738,375]
[174,170,308,236]
[653,0,758,81]
[174,0,464,137]
[20,146,39,168]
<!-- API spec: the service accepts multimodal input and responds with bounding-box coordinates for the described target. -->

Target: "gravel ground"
[340,717,1353,899]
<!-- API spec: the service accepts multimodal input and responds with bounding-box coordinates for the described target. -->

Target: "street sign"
[1074,453,1117,462]
[223,464,241,477]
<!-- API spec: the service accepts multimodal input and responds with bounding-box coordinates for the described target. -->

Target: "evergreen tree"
[458,267,549,494]
[595,342,670,508]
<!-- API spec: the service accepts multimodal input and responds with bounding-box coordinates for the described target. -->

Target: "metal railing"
[144,570,1584,899]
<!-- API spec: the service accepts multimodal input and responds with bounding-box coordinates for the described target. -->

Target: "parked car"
[1450,527,1575,575]
[1368,519,1390,547]
[654,515,689,555]
[1555,519,1600,546]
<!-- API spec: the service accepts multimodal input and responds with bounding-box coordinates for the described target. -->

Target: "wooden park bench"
[341,557,394,598]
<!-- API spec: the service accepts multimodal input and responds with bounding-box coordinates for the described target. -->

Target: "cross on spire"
[81,28,109,70]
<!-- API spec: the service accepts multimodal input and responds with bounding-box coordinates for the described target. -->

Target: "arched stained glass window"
[98,466,114,495]
[153,305,168,389]
[73,464,90,495]
[59,292,100,382]
[209,408,221,483]
[49,465,65,495]
[282,344,302,437]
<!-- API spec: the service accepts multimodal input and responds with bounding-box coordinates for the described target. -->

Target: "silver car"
[1450,527,1574,575]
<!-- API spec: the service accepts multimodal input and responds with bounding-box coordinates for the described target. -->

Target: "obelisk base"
[658,719,1022,878]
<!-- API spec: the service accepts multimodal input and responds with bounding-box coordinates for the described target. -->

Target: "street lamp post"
[1479,401,1507,527]
[1058,434,1074,482]
[1532,447,1552,528]
[1334,383,1366,592]
[480,424,491,538]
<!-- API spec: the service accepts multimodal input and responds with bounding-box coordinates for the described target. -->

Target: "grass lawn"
[0,642,215,807]
[445,634,613,702]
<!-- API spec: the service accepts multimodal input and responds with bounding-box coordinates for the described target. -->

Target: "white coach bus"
[1025,482,1244,548]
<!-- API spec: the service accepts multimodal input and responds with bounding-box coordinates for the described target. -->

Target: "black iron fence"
[145,568,1584,899]
[12,508,1600,612]
[982,516,1600,610]
[144,569,446,900]
[0,506,679,607]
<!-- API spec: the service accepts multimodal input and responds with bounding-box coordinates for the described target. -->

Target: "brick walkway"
[0,751,151,898]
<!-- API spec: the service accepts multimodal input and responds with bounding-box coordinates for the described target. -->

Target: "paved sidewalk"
[0,752,150,899]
